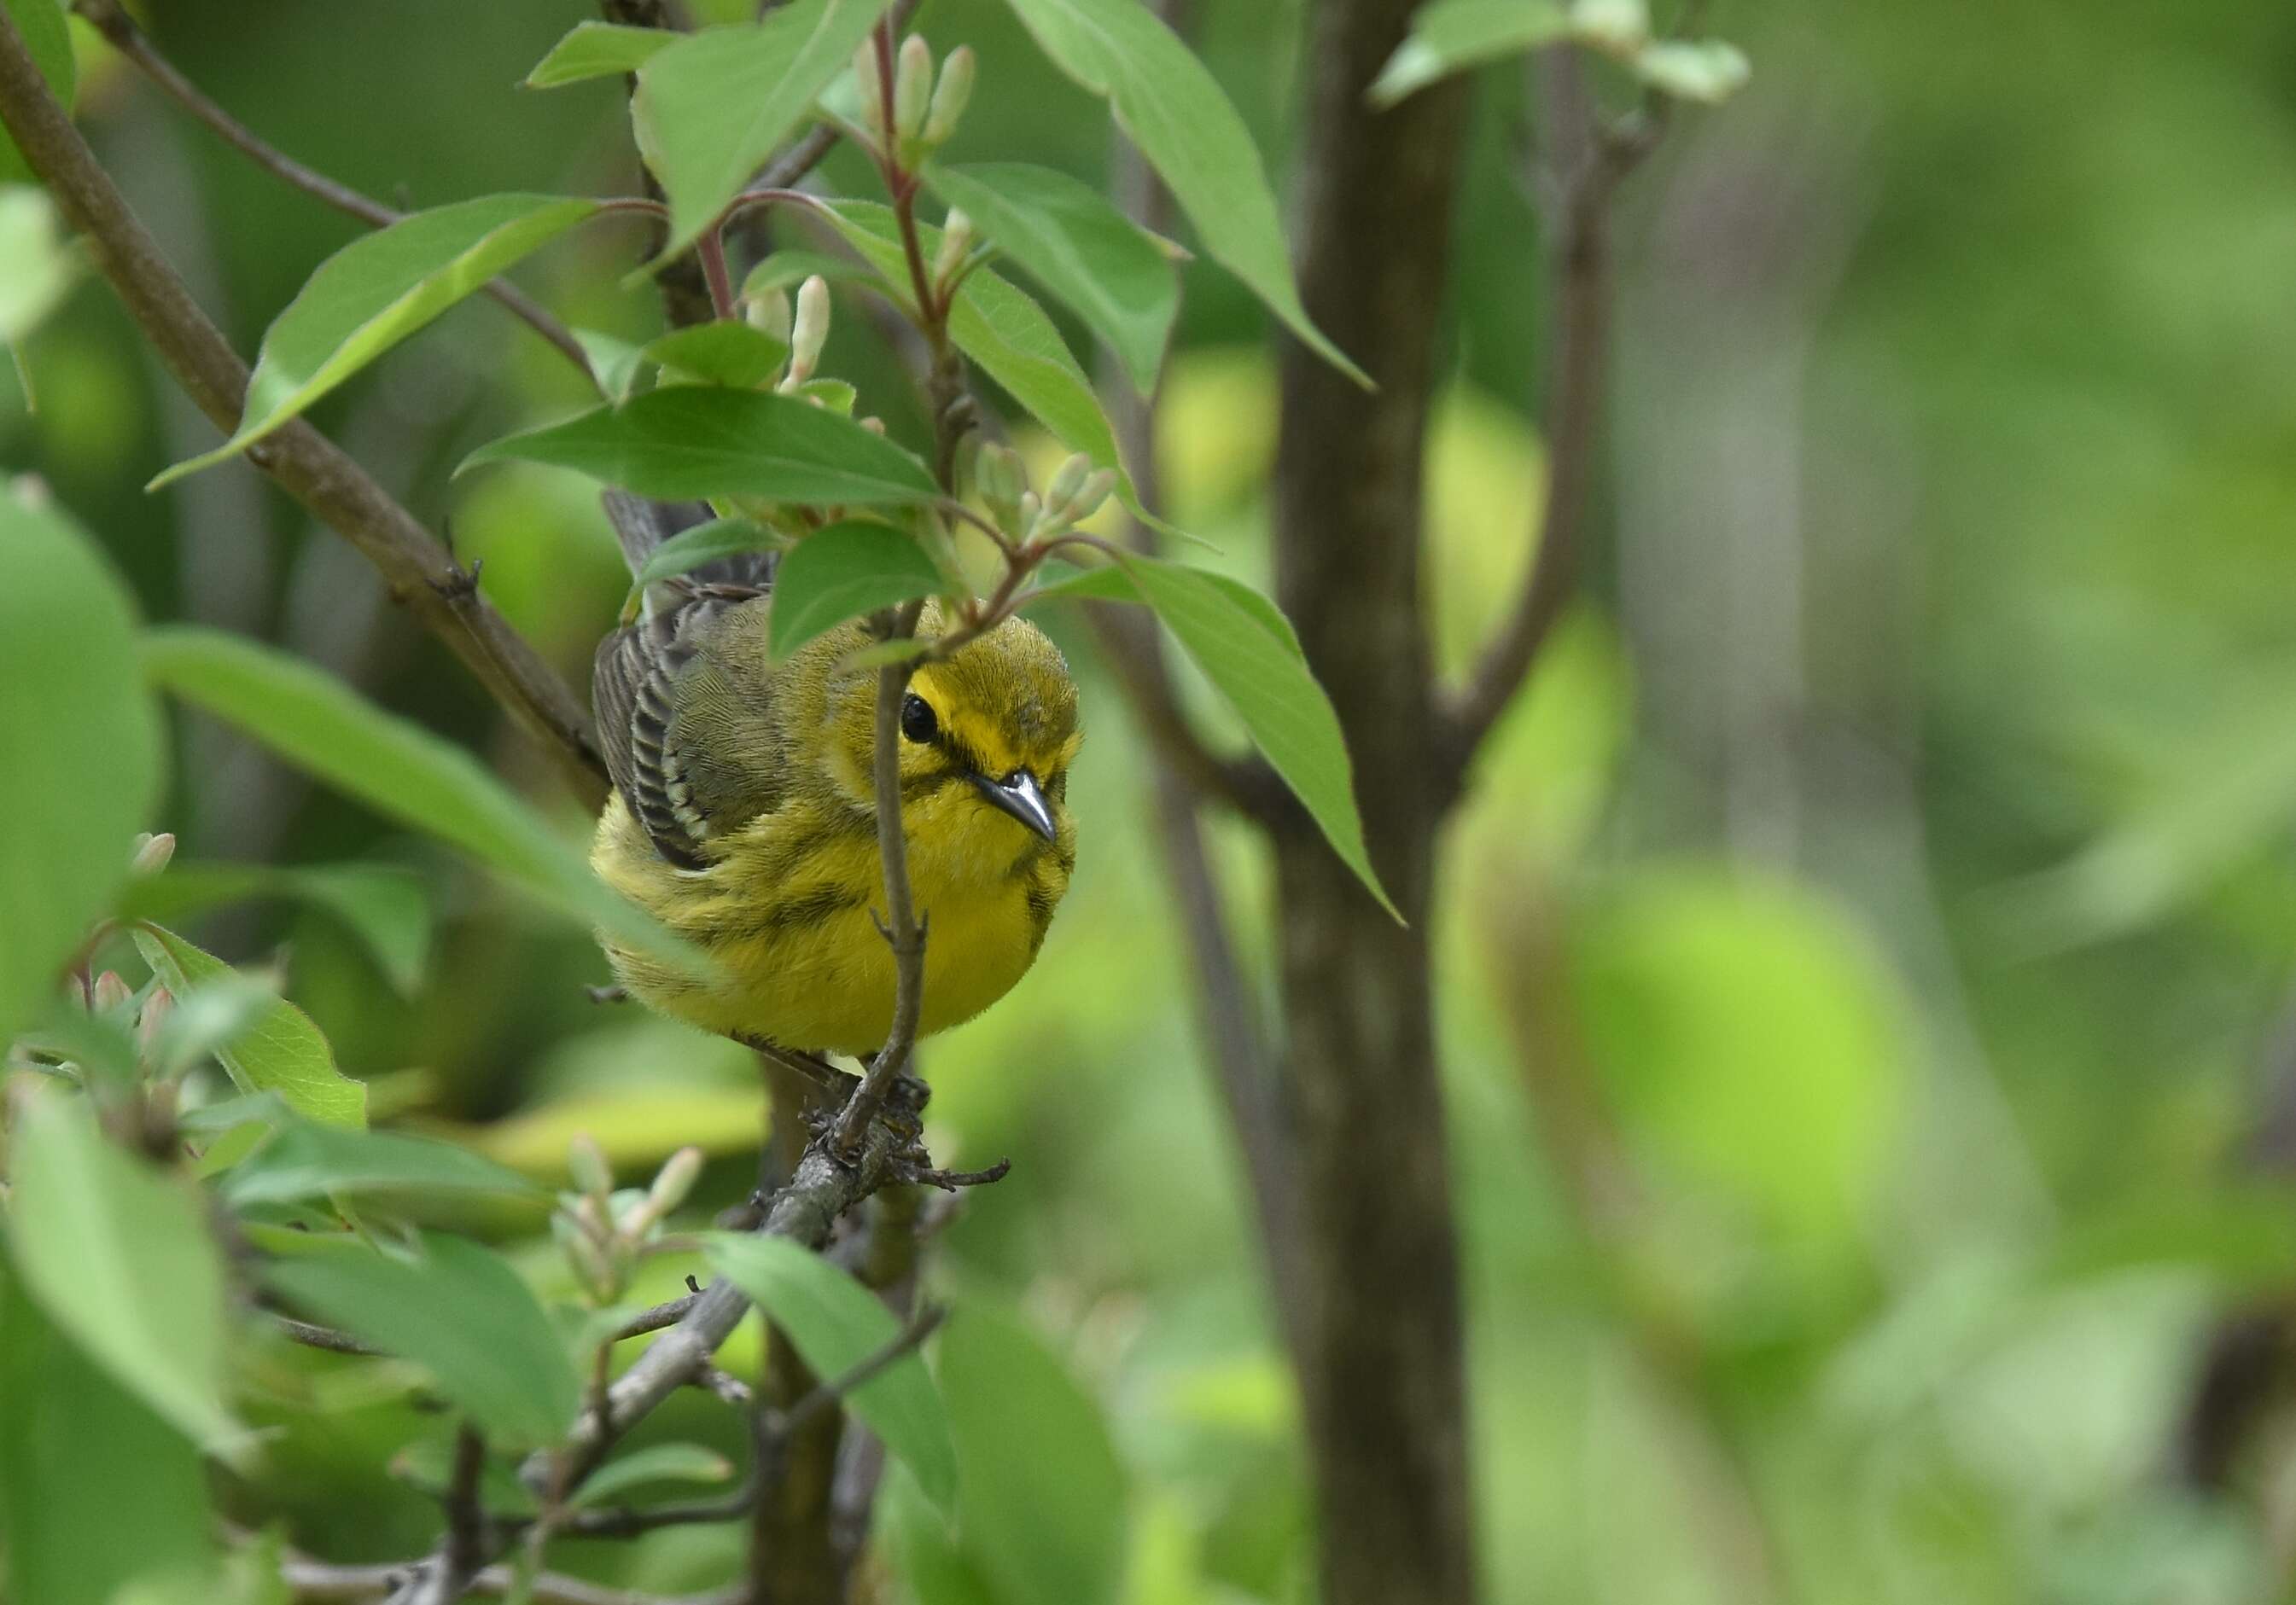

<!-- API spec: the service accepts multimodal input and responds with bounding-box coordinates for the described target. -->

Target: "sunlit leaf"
[122,861,434,997]
[621,515,778,607]
[769,520,947,660]
[643,321,791,389]
[0,0,73,183]
[938,1304,1126,1605]
[141,628,691,973]
[221,1120,543,1207]
[0,487,160,1049]
[523,20,675,88]
[632,0,897,259]
[924,162,1180,396]
[5,1092,239,1451]
[0,185,80,346]
[1369,0,1571,106]
[0,1260,218,1605]
[133,923,368,1130]
[460,386,940,505]
[265,1233,581,1444]
[708,1234,959,1514]
[151,195,601,486]
[1000,0,1365,386]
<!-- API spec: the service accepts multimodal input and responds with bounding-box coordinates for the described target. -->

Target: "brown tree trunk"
[1271,2,1475,1602]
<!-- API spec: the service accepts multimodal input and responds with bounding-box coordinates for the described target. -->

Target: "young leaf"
[220,1121,543,1208]
[1368,0,1571,106]
[150,195,601,486]
[1058,555,1395,916]
[0,176,79,351]
[0,0,73,184]
[145,971,280,1079]
[643,322,791,389]
[460,387,940,505]
[0,1261,219,1605]
[121,861,433,997]
[821,201,1140,516]
[1000,0,1367,387]
[574,328,649,404]
[707,1234,959,1515]
[6,1092,239,1452]
[937,1305,1126,1605]
[140,628,695,973]
[1629,39,1750,103]
[924,163,1180,397]
[622,515,779,607]
[523,20,676,88]
[568,1442,737,1508]
[134,923,369,1128]
[0,488,162,1050]
[632,0,897,259]
[743,249,872,298]
[265,1233,582,1445]
[768,520,947,660]
[1022,559,1302,656]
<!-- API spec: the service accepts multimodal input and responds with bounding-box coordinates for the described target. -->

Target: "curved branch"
[72,0,595,382]
[0,9,610,806]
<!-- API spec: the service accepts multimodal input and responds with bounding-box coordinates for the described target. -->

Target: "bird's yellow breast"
[592,789,1069,1058]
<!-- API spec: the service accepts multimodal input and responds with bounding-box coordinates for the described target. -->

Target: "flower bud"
[1017,489,1043,536]
[923,45,975,146]
[648,1146,703,1217]
[851,41,884,138]
[748,287,793,343]
[1046,452,1092,515]
[785,274,831,387]
[859,416,888,435]
[976,443,1025,526]
[568,1133,612,1200]
[1069,468,1117,522]
[932,208,974,288]
[566,1230,621,1302]
[130,831,176,875]
[90,970,132,1015]
[137,985,173,1058]
[893,36,933,145]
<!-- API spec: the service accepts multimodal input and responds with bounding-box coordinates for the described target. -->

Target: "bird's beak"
[971,768,1057,841]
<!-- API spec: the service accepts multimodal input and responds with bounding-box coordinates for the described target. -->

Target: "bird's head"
[819,605,1081,866]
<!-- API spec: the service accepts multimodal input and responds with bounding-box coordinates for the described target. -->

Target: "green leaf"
[574,328,649,404]
[5,1092,238,1451]
[460,386,940,505]
[146,971,280,1079]
[390,1436,540,1517]
[742,249,872,298]
[0,1259,218,1605]
[632,0,898,259]
[0,185,80,346]
[0,487,161,1049]
[769,520,947,660]
[880,1464,1000,1605]
[938,1305,1126,1605]
[1000,0,1366,387]
[822,201,1141,516]
[122,861,434,996]
[568,1442,737,1508]
[1629,38,1750,103]
[0,0,73,184]
[1023,558,1302,655]
[642,321,791,388]
[924,163,1180,396]
[1058,555,1393,916]
[140,628,691,974]
[707,1233,959,1515]
[1369,0,1571,106]
[523,20,676,88]
[265,1232,582,1445]
[133,923,369,1129]
[221,1120,543,1208]
[150,195,601,486]
[622,515,779,606]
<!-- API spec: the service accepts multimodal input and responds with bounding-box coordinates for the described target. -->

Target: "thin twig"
[70,0,595,382]
[277,1547,736,1605]
[0,11,611,806]
[610,1293,700,1342]
[272,1314,380,1356]
[777,1303,945,1440]
[441,1423,490,1596]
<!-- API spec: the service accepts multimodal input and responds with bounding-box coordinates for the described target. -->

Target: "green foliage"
[152,195,603,486]
[135,922,369,1127]
[5,1093,238,1451]
[124,861,433,996]
[631,0,895,256]
[265,1232,581,1444]
[522,20,675,89]
[767,520,950,660]
[1000,0,1366,386]
[707,1234,959,1514]
[219,1119,542,1207]
[568,1442,737,1507]
[620,514,777,604]
[1371,0,1747,107]
[0,488,160,1049]
[924,162,1180,396]
[642,320,792,388]
[0,0,71,183]
[461,385,940,503]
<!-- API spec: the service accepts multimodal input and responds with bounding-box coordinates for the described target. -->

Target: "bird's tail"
[600,491,774,590]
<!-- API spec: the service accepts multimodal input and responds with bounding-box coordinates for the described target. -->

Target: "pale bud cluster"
[972,444,1115,544]
[779,274,833,393]
[850,38,976,160]
[553,1136,705,1306]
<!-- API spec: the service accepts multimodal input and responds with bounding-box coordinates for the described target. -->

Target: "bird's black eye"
[900,693,938,744]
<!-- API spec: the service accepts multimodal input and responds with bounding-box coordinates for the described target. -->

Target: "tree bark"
[1271,3,1475,1602]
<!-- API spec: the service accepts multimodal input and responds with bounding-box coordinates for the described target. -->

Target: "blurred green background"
[11,0,2296,1600]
